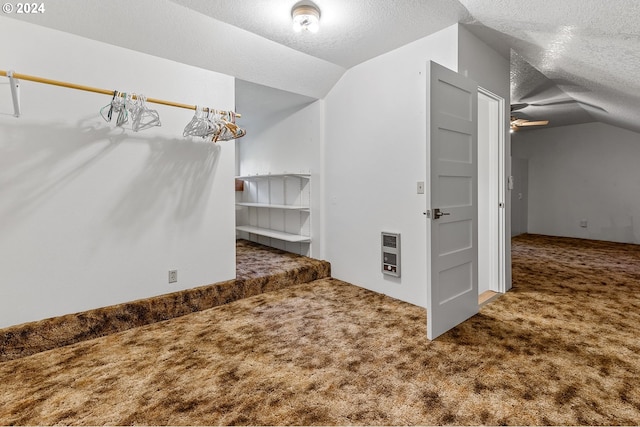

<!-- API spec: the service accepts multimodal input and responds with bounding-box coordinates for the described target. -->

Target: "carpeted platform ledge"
[0,240,330,362]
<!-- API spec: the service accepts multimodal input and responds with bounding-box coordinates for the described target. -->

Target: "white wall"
[0,18,236,328]
[510,157,529,236]
[237,100,322,176]
[512,122,640,244]
[236,100,323,256]
[323,25,459,307]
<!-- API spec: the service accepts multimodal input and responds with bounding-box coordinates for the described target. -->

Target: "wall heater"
[381,232,400,277]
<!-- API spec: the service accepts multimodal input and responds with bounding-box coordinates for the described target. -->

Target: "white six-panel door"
[426,61,479,340]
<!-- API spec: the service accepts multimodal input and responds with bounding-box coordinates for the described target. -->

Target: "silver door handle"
[433,208,450,219]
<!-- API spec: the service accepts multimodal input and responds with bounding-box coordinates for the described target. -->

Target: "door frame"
[477,87,507,294]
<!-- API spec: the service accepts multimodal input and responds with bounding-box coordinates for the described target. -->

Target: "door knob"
[433,208,450,219]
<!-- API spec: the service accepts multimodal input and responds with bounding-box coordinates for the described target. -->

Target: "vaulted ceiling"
[5,0,640,133]
[461,0,640,133]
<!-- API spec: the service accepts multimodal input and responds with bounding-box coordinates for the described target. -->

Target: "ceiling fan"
[510,103,549,131]
[510,116,549,132]
[511,99,607,113]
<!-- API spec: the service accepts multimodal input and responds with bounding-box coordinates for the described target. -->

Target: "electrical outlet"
[168,270,177,283]
[417,181,425,194]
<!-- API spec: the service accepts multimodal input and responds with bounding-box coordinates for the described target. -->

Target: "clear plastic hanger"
[215,111,246,141]
[99,91,127,126]
[100,90,119,122]
[100,91,160,131]
[182,107,245,142]
[115,92,128,127]
[206,109,223,141]
[183,106,209,137]
[129,94,161,132]
[125,92,141,124]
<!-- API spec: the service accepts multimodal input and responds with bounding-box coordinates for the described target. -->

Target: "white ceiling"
[459,0,640,132]
[169,0,471,69]
[5,0,640,133]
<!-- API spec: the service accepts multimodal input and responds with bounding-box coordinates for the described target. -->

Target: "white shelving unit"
[235,225,311,242]
[236,202,309,211]
[235,173,311,255]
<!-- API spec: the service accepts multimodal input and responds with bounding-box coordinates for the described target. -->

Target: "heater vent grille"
[381,232,400,277]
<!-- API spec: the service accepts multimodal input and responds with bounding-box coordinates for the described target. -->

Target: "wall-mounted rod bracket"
[7,70,20,117]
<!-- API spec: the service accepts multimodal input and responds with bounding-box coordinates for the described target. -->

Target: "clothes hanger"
[214,110,246,141]
[100,90,119,122]
[126,92,142,125]
[131,94,161,132]
[182,106,245,142]
[183,106,209,137]
[206,109,223,141]
[115,92,128,127]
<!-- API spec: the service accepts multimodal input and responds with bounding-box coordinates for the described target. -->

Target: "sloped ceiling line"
[5,0,640,133]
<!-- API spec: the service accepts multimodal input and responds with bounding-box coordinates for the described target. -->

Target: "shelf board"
[235,173,310,180]
[236,225,311,243]
[236,202,309,211]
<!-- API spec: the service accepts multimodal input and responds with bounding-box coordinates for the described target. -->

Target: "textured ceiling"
[4,0,640,133]
[169,0,471,69]
[509,52,596,129]
[459,0,640,132]
[1,0,346,100]
[170,0,640,132]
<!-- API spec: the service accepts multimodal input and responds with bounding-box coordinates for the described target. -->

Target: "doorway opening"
[477,88,506,302]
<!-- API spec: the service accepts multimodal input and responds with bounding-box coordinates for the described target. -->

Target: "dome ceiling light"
[292,3,321,33]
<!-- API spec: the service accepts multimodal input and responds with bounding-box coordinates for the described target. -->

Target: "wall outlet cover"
[168,270,178,283]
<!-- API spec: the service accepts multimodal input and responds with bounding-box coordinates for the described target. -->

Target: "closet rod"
[0,69,241,117]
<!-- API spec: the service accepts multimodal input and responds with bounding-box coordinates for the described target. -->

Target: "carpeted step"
[0,240,330,362]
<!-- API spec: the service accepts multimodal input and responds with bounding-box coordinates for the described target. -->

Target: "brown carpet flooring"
[0,240,329,362]
[2,234,640,425]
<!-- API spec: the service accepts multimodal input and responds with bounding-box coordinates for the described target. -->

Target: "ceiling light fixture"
[292,3,320,33]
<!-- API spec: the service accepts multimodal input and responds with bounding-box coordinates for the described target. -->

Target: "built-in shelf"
[236,202,309,211]
[235,173,310,180]
[235,173,312,255]
[235,225,311,243]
